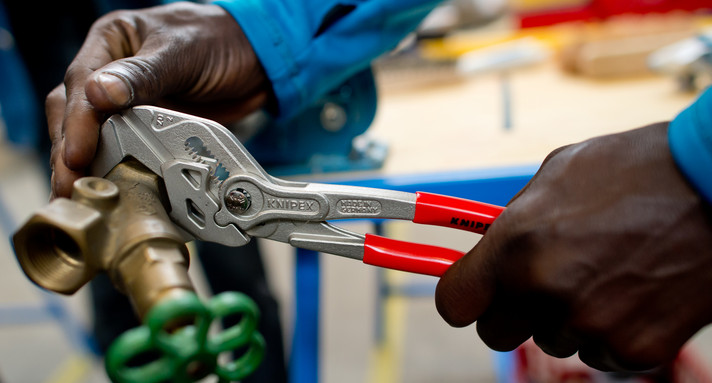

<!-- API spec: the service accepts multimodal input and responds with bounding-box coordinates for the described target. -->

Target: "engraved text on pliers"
[266,199,318,211]
[337,200,382,215]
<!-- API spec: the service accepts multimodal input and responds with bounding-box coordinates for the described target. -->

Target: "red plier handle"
[363,192,504,277]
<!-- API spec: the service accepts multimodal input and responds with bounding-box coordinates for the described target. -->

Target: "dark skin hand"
[436,122,712,371]
[46,2,270,198]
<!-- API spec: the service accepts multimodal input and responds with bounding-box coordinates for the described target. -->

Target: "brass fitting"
[13,160,194,319]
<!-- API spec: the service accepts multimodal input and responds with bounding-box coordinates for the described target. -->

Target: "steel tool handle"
[362,192,505,277]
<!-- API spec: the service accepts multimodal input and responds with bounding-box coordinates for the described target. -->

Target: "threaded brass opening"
[22,224,86,285]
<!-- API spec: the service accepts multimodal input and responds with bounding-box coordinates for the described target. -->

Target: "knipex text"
[266,198,318,211]
[450,217,491,231]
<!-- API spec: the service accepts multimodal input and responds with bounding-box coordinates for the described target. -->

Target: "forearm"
[668,87,712,204]
[212,0,442,119]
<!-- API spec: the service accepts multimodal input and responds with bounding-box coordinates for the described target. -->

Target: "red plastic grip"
[413,192,504,235]
[363,233,466,277]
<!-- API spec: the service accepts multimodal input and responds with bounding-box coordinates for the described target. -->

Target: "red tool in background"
[516,0,712,28]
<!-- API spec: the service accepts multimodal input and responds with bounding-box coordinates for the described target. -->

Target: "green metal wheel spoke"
[105,291,265,383]
[105,326,177,383]
[207,292,260,353]
[215,333,266,382]
[146,292,211,356]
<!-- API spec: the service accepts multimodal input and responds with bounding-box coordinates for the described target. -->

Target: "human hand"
[46,2,270,198]
[435,123,712,371]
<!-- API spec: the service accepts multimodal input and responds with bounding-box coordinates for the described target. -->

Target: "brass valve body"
[13,160,194,319]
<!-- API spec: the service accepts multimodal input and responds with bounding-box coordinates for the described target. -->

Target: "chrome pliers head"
[93,106,503,277]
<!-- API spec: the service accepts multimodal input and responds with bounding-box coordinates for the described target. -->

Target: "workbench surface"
[369,59,697,175]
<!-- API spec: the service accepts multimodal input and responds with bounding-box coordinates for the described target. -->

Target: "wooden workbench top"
[369,61,698,175]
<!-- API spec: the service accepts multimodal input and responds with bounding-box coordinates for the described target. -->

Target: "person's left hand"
[46,2,271,198]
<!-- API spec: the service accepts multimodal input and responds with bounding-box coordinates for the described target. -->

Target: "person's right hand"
[435,123,712,371]
[46,2,271,198]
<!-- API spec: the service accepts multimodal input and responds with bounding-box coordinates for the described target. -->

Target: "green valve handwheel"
[105,291,265,383]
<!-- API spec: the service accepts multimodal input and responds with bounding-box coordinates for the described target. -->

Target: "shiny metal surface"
[13,161,194,319]
[91,106,418,257]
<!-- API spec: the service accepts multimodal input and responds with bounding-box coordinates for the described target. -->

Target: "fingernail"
[97,73,133,106]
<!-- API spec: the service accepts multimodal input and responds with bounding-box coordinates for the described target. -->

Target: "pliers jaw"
[91,106,265,246]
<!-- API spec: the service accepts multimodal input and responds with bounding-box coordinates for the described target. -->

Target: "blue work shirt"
[212,0,441,120]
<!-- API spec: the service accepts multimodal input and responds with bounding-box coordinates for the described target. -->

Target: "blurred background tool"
[557,13,699,78]
[512,0,712,28]
[649,29,712,91]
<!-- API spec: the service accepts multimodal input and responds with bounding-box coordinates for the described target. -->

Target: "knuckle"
[542,144,572,164]
[88,10,143,53]
[116,56,155,78]
[92,9,135,32]
[533,332,579,359]
[612,332,678,369]
[572,306,619,339]
[45,86,65,110]
[476,321,522,352]
[576,320,679,371]
[112,56,162,93]
[63,64,87,88]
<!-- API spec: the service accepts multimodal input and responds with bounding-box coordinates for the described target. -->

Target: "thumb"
[435,232,499,327]
[85,55,171,111]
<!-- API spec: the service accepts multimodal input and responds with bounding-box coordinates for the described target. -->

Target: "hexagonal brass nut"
[13,198,105,295]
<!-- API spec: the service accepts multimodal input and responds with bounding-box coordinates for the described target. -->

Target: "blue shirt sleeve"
[668,87,712,204]
[212,0,441,120]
